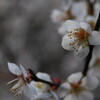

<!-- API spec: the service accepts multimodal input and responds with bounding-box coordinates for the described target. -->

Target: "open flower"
[51,9,68,23]
[51,6,74,23]
[27,72,59,100]
[7,62,36,96]
[88,46,100,81]
[71,1,88,21]
[62,20,100,59]
[7,63,59,100]
[57,72,99,100]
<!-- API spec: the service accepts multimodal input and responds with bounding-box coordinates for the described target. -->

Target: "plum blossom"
[7,62,59,100]
[27,72,59,100]
[51,1,88,24]
[57,72,99,100]
[7,62,37,96]
[71,1,88,21]
[89,46,100,81]
[51,9,67,23]
[51,6,74,23]
[62,20,100,59]
[51,1,92,37]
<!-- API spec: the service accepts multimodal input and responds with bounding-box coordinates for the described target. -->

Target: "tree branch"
[82,12,100,76]
[28,69,60,87]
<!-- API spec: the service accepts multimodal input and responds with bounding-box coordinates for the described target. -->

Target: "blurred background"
[0,0,100,100]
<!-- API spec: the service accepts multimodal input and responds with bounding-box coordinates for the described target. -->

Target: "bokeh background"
[0,0,99,100]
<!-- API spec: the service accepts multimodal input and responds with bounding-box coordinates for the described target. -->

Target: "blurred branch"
[82,12,100,76]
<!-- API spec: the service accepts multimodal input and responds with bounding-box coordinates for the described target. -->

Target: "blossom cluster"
[7,0,100,100]
[7,62,99,100]
[51,0,100,35]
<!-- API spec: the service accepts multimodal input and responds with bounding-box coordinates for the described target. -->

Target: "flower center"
[70,82,84,93]
[74,28,88,38]
[25,72,33,82]
[17,75,23,78]
[74,28,89,46]
[10,78,26,96]
[35,82,44,89]
[68,28,89,49]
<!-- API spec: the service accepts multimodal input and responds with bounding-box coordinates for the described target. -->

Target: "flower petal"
[36,72,52,82]
[88,67,100,81]
[82,75,99,90]
[89,31,100,45]
[89,53,97,67]
[80,22,92,33]
[60,82,71,90]
[51,91,59,100]
[68,72,82,84]
[38,92,52,99]
[51,9,64,23]
[27,81,37,95]
[71,2,87,21]
[94,3,100,18]
[64,93,78,100]
[62,34,76,50]
[24,85,36,99]
[78,91,94,100]
[20,64,27,78]
[64,20,81,32]
[58,24,67,36]
[8,62,22,75]
[74,46,89,59]
[57,82,70,97]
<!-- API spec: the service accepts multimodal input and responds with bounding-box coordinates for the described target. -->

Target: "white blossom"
[7,63,59,99]
[51,6,74,23]
[62,20,100,59]
[51,9,67,23]
[51,1,89,23]
[25,72,59,100]
[71,1,88,21]
[89,46,100,81]
[57,72,99,100]
[7,62,36,96]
